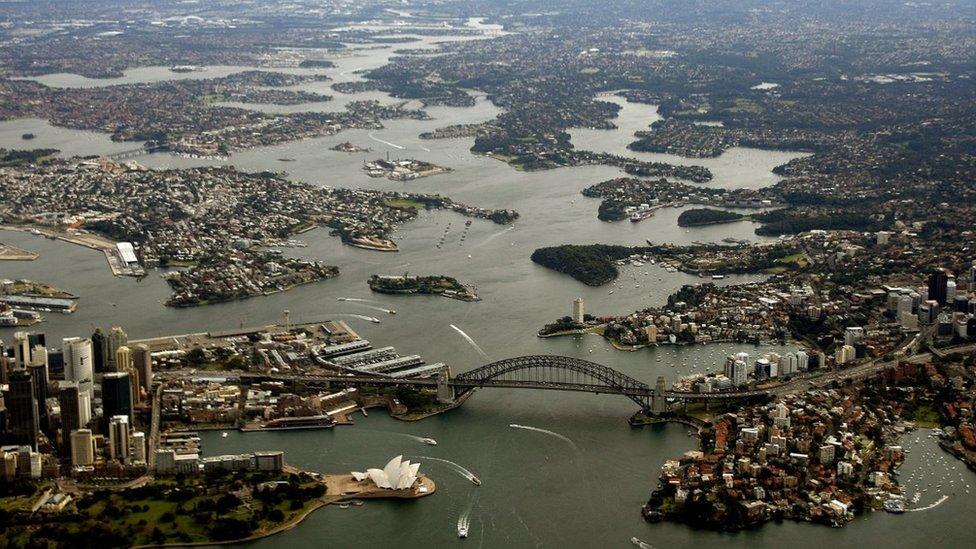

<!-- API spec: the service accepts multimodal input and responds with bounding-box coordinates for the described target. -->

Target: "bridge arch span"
[452,355,654,409]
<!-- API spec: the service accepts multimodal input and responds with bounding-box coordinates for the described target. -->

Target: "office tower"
[844,327,864,347]
[732,360,748,386]
[131,431,146,463]
[919,300,939,324]
[12,331,30,369]
[970,260,976,291]
[0,338,7,383]
[796,350,809,372]
[27,351,48,432]
[101,372,132,423]
[6,370,38,449]
[133,344,153,399]
[928,268,949,305]
[70,429,95,467]
[781,353,797,376]
[954,295,970,314]
[116,346,141,406]
[58,383,84,454]
[755,358,771,379]
[106,326,128,372]
[47,349,64,376]
[946,279,957,303]
[28,332,45,351]
[91,328,106,373]
[108,415,130,462]
[62,337,94,398]
[572,298,585,324]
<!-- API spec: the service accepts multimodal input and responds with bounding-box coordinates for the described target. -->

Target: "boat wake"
[509,424,579,452]
[472,225,515,249]
[631,538,656,549]
[450,324,490,360]
[337,297,377,303]
[352,303,397,315]
[338,313,381,323]
[352,429,435,445]
[368,132,405,150]
[909,495,949,512]
[413,456,481,485]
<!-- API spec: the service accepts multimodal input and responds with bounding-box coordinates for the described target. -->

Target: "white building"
[572,298,585,324]
[62,337,94,398]
[353,455,422,490]
[796,350,809,372]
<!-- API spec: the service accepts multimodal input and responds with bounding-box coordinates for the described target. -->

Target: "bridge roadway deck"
[233,372,768,402]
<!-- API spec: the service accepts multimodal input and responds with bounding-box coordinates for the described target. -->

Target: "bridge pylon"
[436,368,455,404]
[650,376,668,415]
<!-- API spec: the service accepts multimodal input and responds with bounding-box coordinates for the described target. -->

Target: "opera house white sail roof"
[352,455,421,490]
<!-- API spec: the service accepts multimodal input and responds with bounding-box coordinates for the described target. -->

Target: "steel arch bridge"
[451,355,657,410]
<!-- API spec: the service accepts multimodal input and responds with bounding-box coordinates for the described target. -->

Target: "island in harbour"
[363,158,451,181]
[331,141,371,153]
[530,243,805,286]
[677,208,748,227]
[368,274,481,301]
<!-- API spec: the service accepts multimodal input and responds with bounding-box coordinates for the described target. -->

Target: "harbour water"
[1,34,972,549]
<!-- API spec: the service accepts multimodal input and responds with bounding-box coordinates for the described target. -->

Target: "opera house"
[352,455,422,490]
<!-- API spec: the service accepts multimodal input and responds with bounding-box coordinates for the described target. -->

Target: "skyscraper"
[106,326,128,372]
[58,382,84,454]
[6,370,38,449]
[12,331,30,369]
[108,415,130,462]
[62,337,94,398]
[101,372,133,423]
[116,345,141,406]
[928,268,949,306]
[91,328,106,373]
[946,279,957,303]
[27,350,48,432]
[133,344,153,399]
[70,429,95,467]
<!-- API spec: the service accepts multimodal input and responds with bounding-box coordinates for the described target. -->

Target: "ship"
[420,437,437,445]
[470,475,482,486]
[630,209,654,222]
[458,517,469,538]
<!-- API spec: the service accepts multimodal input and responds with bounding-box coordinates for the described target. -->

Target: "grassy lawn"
[1,473,326,547]
[725,98,763,114]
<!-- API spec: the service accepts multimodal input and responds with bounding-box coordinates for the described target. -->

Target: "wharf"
[0,242,38,261]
